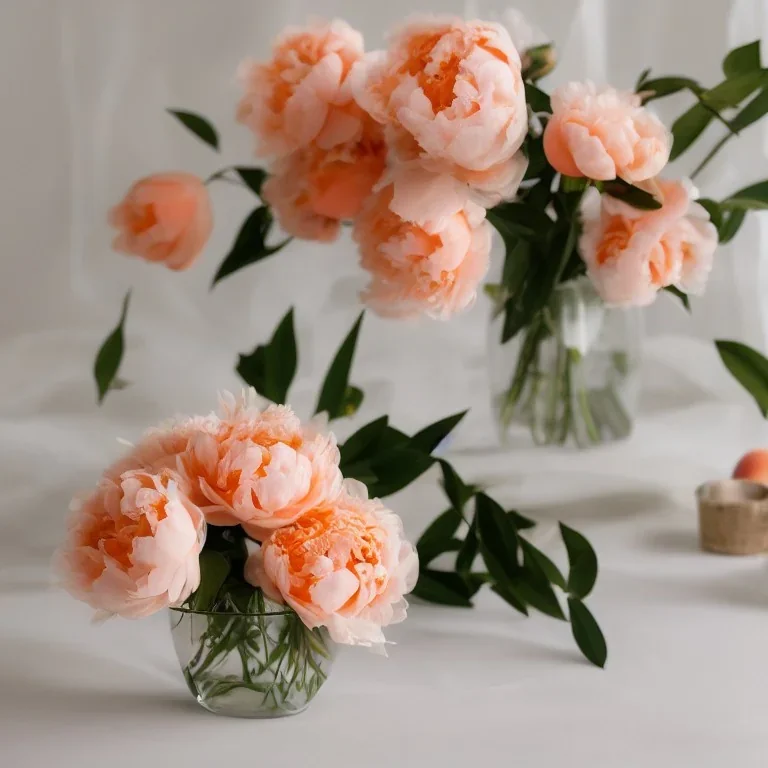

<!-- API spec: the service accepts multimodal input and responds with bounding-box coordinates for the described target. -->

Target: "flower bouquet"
[56,390,419,717]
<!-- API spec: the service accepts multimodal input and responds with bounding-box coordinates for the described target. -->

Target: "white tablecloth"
[4,351,768,767]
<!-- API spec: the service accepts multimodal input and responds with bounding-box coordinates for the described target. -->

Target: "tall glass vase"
[488,277,643,448]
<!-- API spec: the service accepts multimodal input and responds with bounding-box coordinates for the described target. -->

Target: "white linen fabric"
[2,1,768,765]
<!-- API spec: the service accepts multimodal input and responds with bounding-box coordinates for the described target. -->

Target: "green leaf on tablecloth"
[315,312,365,420]
[475,493,521,585]
[94,291,131,404]
[212,206,291,285]
[560,523,599,599]
[491,583,529,616]
[568,597,607,668]
[715,339,768,417]
[167,109,219,150]
[507,510,536,530]
[520,538,566,590]
[190,551,230,612]
[413,570,473,607]
[456,515,479,574]
[236,307,297,404]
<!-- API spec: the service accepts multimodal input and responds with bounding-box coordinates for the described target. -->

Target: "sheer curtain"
[1,0,767,560]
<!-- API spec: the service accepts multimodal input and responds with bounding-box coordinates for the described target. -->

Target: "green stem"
[691,134,729,180]
[570,350,601,444]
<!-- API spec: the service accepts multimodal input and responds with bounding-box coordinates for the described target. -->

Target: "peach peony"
[262,115,387,242]
[353,167,491,318]
[55,470,206,619]
[177,393,343,538]
[237,19,366,158]
[543,82,670,183]
[351,17,528,204]
[579,179,718,306]
[108,172,213,270]
[244,483,418,650]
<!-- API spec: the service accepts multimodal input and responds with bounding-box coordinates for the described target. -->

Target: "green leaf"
[664,285,690,311]
[315,312,365,420]
[410,410,468,455]
[634,66,652,91]
[500,238,532,304]
[236,307,297,404]
[516,547,566,620]
[487,203,554,240]
[602,179,662,210]
[670,103,714,161]
[507,510,536,530]
[568,598,607,668]
[730,85,768,132]
[413,570,473,607]
[338,461,378,487]
[235,166,267,196]
[638,76,701,104]
[524,82,551,113]
[723,41,762,79]
[456,515,478,573]
[340,386,364,417]
[167,109,219,150]
[416,507,463,565]
[491,583,529,616]
[520,539,566,590]
[718,209,747,244]
[367,448,435,498]
[475,493,521,586]
[212,206,290,285]
[715,339,768,417]
[339,415,389,466]
[721,180,768,210]
[94,291,131,404]
[701,71,766,111]
[438,459,476,513]
[697,198,723,230]
[560,523,599,599]
[190,551,230,611]
[522,135,547,180]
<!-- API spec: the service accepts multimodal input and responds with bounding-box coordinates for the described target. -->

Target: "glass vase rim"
[169,605,294,618]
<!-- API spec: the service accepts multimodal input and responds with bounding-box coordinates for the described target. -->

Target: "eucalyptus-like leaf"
[190,551,230,611]
[664,285,691,312]
[723,40,761,78]
[235,166,267,197]
[715,339,768,417]
[602,179,662,210]
[315,312,364,420]
[412,570,473,607]
[568,598,607,668]
[213,206,290,285]
[560,523,599,599]
[236,307,297,404]
[94,291,131,404]
[167,109,219,150]
[339,415,389,467]
[410,410,468,454]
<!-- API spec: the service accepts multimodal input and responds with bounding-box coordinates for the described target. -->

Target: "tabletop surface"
[3,383,768,768]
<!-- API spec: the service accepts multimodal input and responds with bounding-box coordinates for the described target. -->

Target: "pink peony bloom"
[579,179,718,306]
[353,166,491,318]
[108,172,213,271]
[351,17,528,204]
[543,82,670,183]
[177,393,343,538]
[237,19,366,158]
[55,470,206,619]
[262,115,387,242]
[244,483,418,651]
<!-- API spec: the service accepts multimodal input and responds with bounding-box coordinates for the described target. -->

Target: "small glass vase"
[169,602,335,718]
[488,277,643,448]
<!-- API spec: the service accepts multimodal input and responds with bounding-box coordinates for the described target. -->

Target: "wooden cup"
[697,479,768,555]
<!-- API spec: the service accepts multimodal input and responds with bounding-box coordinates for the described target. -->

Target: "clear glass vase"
[488,277,643,448]
[169,603,335,718]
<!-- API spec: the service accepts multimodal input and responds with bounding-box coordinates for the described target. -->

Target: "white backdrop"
[0,0,767,565]
[5,3,768,765]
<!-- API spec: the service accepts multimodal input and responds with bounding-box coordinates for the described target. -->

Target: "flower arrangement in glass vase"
[83,15,616,689]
